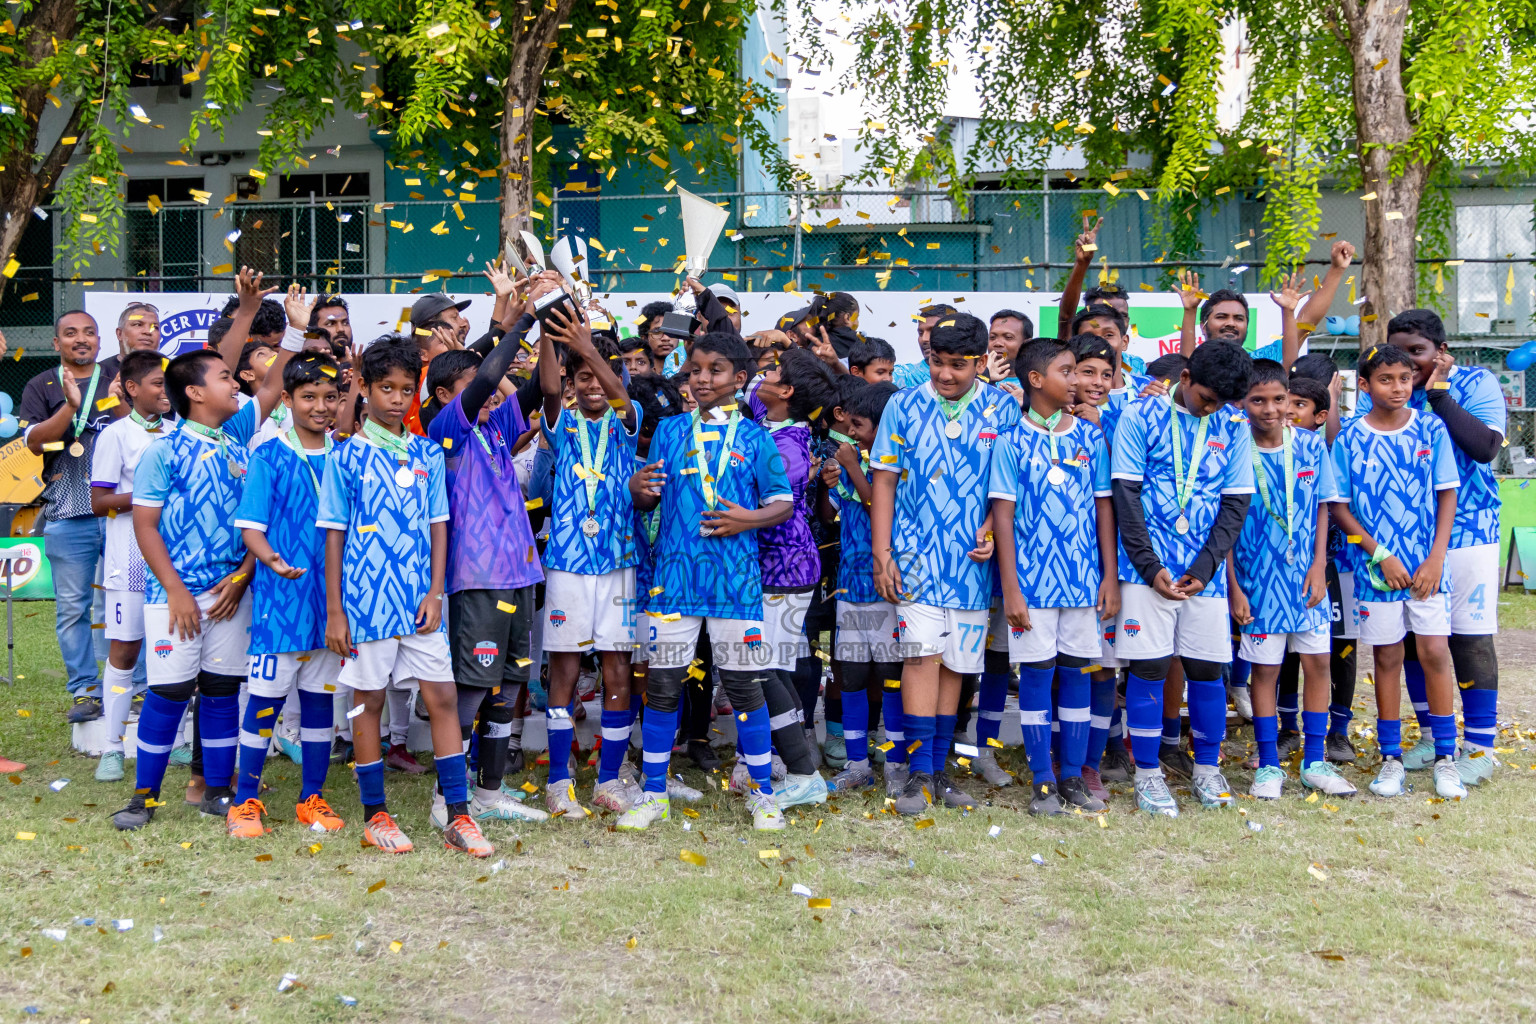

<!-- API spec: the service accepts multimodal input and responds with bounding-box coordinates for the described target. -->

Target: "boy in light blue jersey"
[1226,360,1355,800]
[112,285,305,832]
[320,337,491,858]
[871,312,1021,816]
[891,304,955,389]
[620,332,794,832]
[229,353,345,837]
[1111,340,1255,817]
[991,339,1118,816]
[1328,344,1465,801]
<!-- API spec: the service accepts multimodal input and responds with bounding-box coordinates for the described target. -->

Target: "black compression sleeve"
[696,288,739,338]
[460,316,533,423]
[1426,389,1502,464]
[1112,478,1164,586]
[1185,493,1252,587]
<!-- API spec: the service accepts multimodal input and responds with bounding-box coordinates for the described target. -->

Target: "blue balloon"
[0,392,12,416]
[0,416,17,439]
[1508,346,1536,372]
[1324,316,1347,335]
[1344,315,1361,337]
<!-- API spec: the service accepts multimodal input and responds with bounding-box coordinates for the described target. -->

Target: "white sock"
[102,664,137,753]
[386,685,412,748]
[1134,766,1163,781]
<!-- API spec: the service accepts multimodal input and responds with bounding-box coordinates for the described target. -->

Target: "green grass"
[3,600,1536,1023]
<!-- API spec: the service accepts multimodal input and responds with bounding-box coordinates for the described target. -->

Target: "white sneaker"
[592,778,636,812]
[666,776,703,802]
[471,790,550,822]
[615,793,669,831]
[1401,734,1437,771]
[1230,685,1253,721]
[1369,758,1406,797]
[1433,758,1468,799]
[618,759,641,787]
[729,762,752,794]
[430,795,449,830]
[775,772,829,809]
[1454,746,1497,786]
[748,790,785,830]
[1300,761,1357,797]
[1250,764,1285,800]
[545,780,590,819]
[770,753,787,782]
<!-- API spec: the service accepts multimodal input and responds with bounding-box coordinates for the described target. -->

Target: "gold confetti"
[16,831,36,840]
[759,849,780,859]
[807,897,831,909]
[679,849,707,867]
[914,818,935,829]
[1307,863,1329,881]
[389,940,403,953]
[367,879,387,894]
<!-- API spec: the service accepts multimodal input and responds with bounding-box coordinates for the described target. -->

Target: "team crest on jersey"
[1010,626,1024,638]
[153,639,174,659]
[978,430,997,450]
[743,627,763,649]
[473,641,499,667]
[549,610,567,627]
[1122,619,1142,637]
[1297,469,1315,479]
[1415,446,1431,459]
[729,449,746,465]
[1207,439,1226,451]
[1359,606,1371,619]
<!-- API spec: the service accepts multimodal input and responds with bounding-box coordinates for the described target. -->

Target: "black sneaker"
[1276,729,1302,761]
[112,794,154,831]
[1325,732,1358,763]
[130,692,144,716]
[933,771,977,809]
[505,748,526,775]
[1100,743,1134,781]
[1029,781,1066,816]
[893,771,934,815]
[1158,744,1195,781]
[1058,775,1107,813]
[67,695,103,723]
[329,738,354,765]
[198,787,233,818]
[686,739,722,772]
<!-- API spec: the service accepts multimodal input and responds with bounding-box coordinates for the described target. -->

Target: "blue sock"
[598,709,631,783]
[1229,655,1251,688]
[1186,677,1226,767]
[436,752,469,807]
[1126,674,1163,770]
[976,672,1009,749]
[884,684,907,765]
[737,704,773,797]
[842,688,870,764]
[1428,712,1457,759]
[133,689,189,797]
[1017,664,1055,783]
[932,713,955,774]
[546,706,575,785]
[1161,714,1181,748]
[1461,688,1497,749]
[297,689,333,800]
[1403,659,1432,730]
[1254,714,1279,768]
[199,693,239,791]
[355,758,386,809]
[1328,702,1353,737]
[904,714,935,775]
[641,706,680,794]
[1377,717,1403,759]
[1278,696,1299,734]
[825,720,844,738]
[1056,663,1091,779]
[1302,710,1328,767]
[236,694,285,804]
[1109,705,1125,743]
[1084,674,1116,771]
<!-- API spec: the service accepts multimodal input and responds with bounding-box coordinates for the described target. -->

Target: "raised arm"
[219,267,279,370]
[1055,215,1101,339]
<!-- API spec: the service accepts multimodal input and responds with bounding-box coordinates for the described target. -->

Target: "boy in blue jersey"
[538,309,644,817]
[871,312,1021,815]
[321,338,493,857]
[1225,360,1356,799]
[991,339,1118,815]
[112,286,306,831]
[1111,340,1255,817]
[228,353,346,836]
[1377,311,1504,785]
[823,380,907,796]
[620,332,794,832]
[1328,344,1465,801]
[891,304,956,389]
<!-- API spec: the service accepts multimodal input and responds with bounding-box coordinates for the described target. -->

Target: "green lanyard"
[767,418,804,434]
[828,429,857,446]
[61,363,102,439]
[470,425,502,477]
[269,403,288,427]
[284,428,333,495]
[574,408,614,514]
[1167,390,1211,525]
[182,418,239,476]
[362,417,412,460]
[689,407,740,510]
[936,382,978,422]
[1251,426,1295,559]
[1027,407,1064,467]
[644,508,661,546]
[128,409,162,432]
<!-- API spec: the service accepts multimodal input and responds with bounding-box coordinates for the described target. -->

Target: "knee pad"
[1056,653,1089,670]
[1181,658,1224,683]
[150,678,198,703]
[480,689,516,724]
[645,667,686,715]
[1129,656,1172,682]
[196,672,242,699]
[717,669,767,715]
[1020,657,1057,673]
[984,648,1010,675]
[1447,634,1498,690]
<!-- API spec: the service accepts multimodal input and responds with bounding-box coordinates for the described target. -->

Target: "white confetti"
[1030,853,1046,866]
[953,743,979,758]
[41,929,67,942]
[49,778,69,791]
[791,883,813,898]
[113,919,133,932]
[988,825,1001,838]
[277,973,299,993]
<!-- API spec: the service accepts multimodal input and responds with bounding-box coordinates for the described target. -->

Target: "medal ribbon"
[1167,390,1211,520]
[574,408,613,516]
[689,407,740,510]
[128,409,162,432]
[61,363,102,441]
[1027,407,1064,470]
[182,418,234,469]
[1250,425,1295,555]
[283,427,333,495]
[470,424,503,477]
[936,382,978,423]
[362,417,412,462]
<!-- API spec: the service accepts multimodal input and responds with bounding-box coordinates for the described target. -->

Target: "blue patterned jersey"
[648,408,792,620]
[870,381,1021,610]
[832,464,878,604]
[1357,366,1504,549]
[1097,375,1153,453]
[316,428,450,643]
[892,360,930,389]
[989,415,1112,609]
[133,403,258,604]
[540,404,640,575]
[1110,394,1255,598]
[234,436,330,656]
[633,507,661,617]
[1233,428,1342,634]
[1330,411,1459,602]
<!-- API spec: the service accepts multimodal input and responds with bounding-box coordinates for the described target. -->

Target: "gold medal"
[68,441,85,458]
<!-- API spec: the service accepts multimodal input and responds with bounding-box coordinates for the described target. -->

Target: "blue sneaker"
[276,736,303,765]
[775,772,829,809]
[829,761,874,793]
[1134,772,1179,817]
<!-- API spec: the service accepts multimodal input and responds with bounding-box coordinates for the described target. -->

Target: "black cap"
[409,293,471,328]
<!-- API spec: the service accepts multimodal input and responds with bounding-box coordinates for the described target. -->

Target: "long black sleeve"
[1112,478,1164,586]
[696,288,739,337]
[1427,389,1502,464]
[1185,493,1252,588]
[462,314,534,423]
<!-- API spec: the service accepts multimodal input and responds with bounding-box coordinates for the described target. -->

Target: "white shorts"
[245,648,343,699]
[144,590,253,685]
[338,631,454,691]
[1447,543,1498,635]
[1238,623,1331,665]
[542,568,637,652]
[1336,570,1361,640]
[989,604,1103,664]
[1098,620,1123,669]
[833,600,904,663]
[104,589,145,642]
[1112,584,1232,663]
[761,591,812,671]
[896,602,989,674]
[1359,595,1452,647]
[645,613,768,671]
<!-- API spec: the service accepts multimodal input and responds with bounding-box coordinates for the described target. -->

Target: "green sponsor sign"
[0,536,53,599]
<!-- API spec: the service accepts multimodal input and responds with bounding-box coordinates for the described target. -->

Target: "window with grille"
[1456,204,1535,334]
[124,177,205,293]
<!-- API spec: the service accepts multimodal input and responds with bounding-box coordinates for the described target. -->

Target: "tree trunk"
[1339,0,1426,349]
[500,0,577,259]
